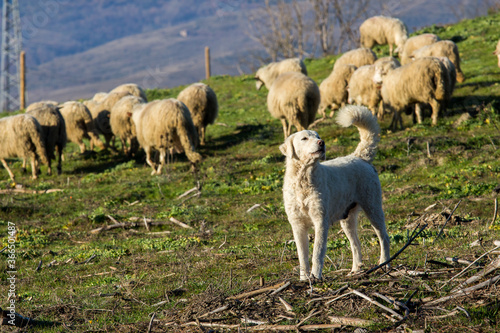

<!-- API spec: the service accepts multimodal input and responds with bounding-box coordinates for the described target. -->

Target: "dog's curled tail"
[336,105,380,163]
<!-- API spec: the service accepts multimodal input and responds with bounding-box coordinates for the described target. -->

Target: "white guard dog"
[280,105,390,280]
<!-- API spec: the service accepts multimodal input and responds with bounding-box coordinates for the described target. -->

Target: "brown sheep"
[0,114,49,181]
[177,83,218,146]
[267,72,320,139]
[132,99,202,175]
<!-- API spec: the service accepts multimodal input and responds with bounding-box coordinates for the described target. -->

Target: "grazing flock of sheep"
[260,15,466,137]
[0,14,485,182]
[0,82,217,181]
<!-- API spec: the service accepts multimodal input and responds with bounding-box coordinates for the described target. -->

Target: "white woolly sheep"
[92,92,108,103]
[26,100,58,112]
[177,83,218,146]
[333,48,377,70]
[59,101,106,153]
[359,16,408,56]
[267,72,320,139]
[84,91,131,149]
[493,39,500,67]
[0,114,49,181]
[410,40,465,83]
[348,57,400,118]
[318,64,357,118]
[373,57,449,129]
[110,95,146,154]
[110,83,148,101]
[132,99,202,175]
[412,56,457,124]
[26,104,67,176]
[254,58,308,90]
[400,33,441,65]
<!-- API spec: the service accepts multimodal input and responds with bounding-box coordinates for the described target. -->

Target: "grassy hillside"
[1,12,500,332]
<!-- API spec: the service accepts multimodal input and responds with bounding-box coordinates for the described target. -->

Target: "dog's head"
[279,130,325,163]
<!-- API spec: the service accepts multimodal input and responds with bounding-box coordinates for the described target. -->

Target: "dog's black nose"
[318,140,324,146]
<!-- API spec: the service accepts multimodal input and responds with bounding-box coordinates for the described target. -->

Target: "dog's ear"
[279,137,296,159]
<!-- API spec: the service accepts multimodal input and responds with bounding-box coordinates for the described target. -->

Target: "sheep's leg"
[144,147,157,175]
[414,104,424,124]
[80,142,87,153]
[389,109,402,131]
[318,105,326,119]
[156,148,166,175]
[89,133,105,151]
[389,44,393,57]
[287,121,294,138]
[328,104,339,118]
[46,155,52,176]
[397,111,403,130]
[104,134,117,152]
[1,159,15,182]
[280,118,288,139]
[22,158,27,173]
[30,155,39,180]
[376,101,384,119]
[168,148,173,165]
[429,100,441,126]
[120,138,130,155]
[56,145,63,175]
[199,127,205,146]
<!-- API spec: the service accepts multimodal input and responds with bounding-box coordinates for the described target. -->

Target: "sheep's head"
[373,65,385,85]
[255,77,264,90]
[373,60,397,85]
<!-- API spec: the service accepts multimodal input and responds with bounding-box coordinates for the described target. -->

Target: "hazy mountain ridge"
[18,0,492,103]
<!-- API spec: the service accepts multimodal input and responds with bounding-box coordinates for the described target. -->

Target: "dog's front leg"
[310,218,330,279]
[290,222,310,281]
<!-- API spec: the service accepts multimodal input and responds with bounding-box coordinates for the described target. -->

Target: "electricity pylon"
[0,0,22,112]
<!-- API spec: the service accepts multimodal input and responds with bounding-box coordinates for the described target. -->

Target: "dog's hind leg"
[340,205,363,273]
[364,206,391,268]
[290,221,311,281]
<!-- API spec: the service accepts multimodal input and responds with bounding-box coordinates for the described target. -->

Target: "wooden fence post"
[205,46,211,80]
[20,50,26,109]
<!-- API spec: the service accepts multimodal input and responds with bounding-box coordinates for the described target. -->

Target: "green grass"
[1,12,500,332]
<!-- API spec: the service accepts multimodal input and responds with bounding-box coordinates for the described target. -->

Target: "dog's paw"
[308,274,323,284]
[347,265,365,276]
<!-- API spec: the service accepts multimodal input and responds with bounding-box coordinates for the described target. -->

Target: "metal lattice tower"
[0,0,22,112]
